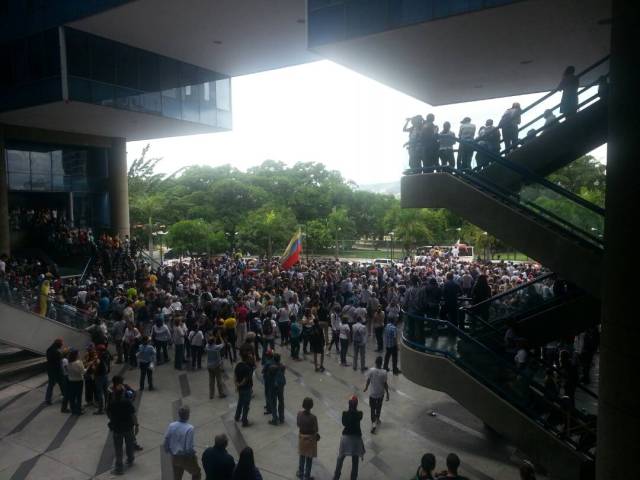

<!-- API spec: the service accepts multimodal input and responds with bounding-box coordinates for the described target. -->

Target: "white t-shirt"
[366,367,388,399]
[339,323,350,340]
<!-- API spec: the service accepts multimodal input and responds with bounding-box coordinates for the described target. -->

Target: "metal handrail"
[448,166,604,248]
[518,55,610,116]
[516,78,605,137]
[78,255,94,285]
[402,314,597,451]
[458,137,605,217]
[464,272,556,310]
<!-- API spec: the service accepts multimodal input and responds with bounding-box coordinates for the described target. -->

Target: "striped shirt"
[384,323,398,349]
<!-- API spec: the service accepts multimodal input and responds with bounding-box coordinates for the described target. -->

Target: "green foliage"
[128,152,607,257]
[166,219,228,255]
[237,205,298,257]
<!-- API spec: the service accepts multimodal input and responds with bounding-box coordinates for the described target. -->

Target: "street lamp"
[389,231,395,261]
[152,230,168,264]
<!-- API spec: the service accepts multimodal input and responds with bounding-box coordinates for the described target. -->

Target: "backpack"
[353,325,366,345]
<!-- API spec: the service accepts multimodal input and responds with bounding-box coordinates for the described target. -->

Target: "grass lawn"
[309,249,396,260]
[490,251,532,261]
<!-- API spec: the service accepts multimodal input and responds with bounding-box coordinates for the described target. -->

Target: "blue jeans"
[139,362,154,390]
[235,387,251,423]
[68,380,83,414]
[299,455,313,479]
[270,385,284,423]
[94,374,109,411]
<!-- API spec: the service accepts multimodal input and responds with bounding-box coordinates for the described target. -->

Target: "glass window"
[30,151,51,174]
[215,79,230,111]
[115,44,139,89]
[161,88,181,119]
[158,56,179,91]
[90,35,116,84]
[7,150,30,173]
[138,50,160,91]
[62,150,87,176]
[51,150,64,174]
[30,173,50,191]
[66,27,91,78]
[8,173,30,190]
[27,32,45,81]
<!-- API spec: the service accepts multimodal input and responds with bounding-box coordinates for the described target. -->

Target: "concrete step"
[0,356,46,380]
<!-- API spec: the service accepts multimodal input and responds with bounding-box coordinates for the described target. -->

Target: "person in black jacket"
[202,434,235,480]
[106,384,138,475]
[45,338,64,405]
[442,273,462,328]
[333,397,365,480]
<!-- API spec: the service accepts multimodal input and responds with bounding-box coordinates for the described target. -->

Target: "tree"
[237,206,298,257]
[305,219,333,253]
[166,220,228,256]
[128,144,166,198]
[328,207,356,256]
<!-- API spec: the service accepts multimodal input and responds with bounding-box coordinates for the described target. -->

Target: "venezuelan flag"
[281,230,302,270]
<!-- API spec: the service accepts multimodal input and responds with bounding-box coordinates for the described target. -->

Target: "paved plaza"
[0,339,531,480]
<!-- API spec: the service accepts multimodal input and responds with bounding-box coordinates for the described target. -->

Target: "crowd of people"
[402,66,608,174]
[2,241,576,479]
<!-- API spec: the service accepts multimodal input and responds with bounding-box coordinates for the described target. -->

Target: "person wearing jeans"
[351,320,367,372]
[137,336,156,391]
[234,355,253,427]
[107,385,138,475]
[297,397,318,480]
[206,336,226,399]
[383,320,401,375]
[339,322,350,366]
[66,350,85,415]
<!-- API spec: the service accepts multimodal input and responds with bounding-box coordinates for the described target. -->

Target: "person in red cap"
[333,396,365,480]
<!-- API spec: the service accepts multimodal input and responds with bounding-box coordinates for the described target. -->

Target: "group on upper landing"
[403,66,609,174]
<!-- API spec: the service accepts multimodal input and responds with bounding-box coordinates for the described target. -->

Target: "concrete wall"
[0,302,89,355]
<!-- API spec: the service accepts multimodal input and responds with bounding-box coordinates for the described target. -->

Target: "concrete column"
[108,138,130,239]
[0,128,9,257]
[597,2,640,479]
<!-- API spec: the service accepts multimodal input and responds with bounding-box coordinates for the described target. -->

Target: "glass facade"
[65,28,232,129]
[4,141,111,229]
[0,27,61,111]
[0,0,133,43]
[4,142,108,193]
[308,0,522,47]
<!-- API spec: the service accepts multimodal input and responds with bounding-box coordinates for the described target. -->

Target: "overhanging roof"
[68,0,318,77]
[0,101,225,141]
[310,0,611,105]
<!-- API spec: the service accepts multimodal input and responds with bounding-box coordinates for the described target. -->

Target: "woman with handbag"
[297,397,319,480]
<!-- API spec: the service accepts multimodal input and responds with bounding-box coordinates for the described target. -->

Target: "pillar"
[108,138,130,239]
[0,127,9,257]
[597,1,640,479]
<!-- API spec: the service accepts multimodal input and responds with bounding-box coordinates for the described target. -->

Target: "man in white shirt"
[164,405,201,479]
[364,357,390,434]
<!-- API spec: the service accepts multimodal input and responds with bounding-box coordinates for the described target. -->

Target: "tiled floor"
[0,338,529,480]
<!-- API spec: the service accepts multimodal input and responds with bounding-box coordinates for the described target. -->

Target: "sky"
[127,60,606,187]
